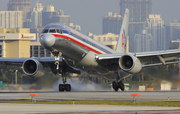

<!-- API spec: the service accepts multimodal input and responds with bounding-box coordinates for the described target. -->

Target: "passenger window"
[49,29,56,33]
[42,29,48,33]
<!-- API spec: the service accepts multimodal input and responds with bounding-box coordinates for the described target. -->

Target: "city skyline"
[0,0,180,35]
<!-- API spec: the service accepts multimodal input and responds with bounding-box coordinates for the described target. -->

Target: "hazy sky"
[0,0,180,35]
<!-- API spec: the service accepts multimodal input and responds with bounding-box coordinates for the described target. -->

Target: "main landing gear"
[53,52,71,92]
[112,68,125,92]
[112,81,124,92]
[58,72,71,92]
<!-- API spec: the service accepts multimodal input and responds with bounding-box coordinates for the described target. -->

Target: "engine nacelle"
[22,58,45,78]
[119,54,142,74]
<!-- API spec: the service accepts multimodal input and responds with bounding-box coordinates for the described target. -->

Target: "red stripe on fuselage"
[52,34,102,54]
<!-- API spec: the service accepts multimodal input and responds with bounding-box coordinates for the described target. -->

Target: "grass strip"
[7,100,180,107]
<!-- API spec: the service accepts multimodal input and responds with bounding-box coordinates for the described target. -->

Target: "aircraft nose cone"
[40,34,56,48]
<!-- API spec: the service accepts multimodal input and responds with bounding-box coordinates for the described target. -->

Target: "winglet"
[115,8,130,53]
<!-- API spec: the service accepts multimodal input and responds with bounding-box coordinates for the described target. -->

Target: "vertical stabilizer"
[115,8,129,53]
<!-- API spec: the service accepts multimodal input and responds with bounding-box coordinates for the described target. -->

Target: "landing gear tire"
[118,81,124,91]
[112,81,125,91]
[112,81,119,92]
[59,84,71,92]
[66,84,71,92]
[59,84,64,92]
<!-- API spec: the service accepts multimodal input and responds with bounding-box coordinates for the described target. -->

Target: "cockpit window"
[57,29,60,33]
[57,29,63,34]
[42,29,63,34]
[42,29,48,33]
[49,29,56,33]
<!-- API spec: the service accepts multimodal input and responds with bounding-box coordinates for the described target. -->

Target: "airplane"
[1,8,180,92]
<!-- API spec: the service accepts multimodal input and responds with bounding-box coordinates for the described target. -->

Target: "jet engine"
[119,54,142,74]
[22,58,45,78]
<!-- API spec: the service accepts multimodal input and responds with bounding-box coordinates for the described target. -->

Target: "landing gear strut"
[53,52,61,70]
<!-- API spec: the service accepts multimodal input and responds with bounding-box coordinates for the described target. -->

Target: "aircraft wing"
[0,57,59,65]
[0,57,81,75]
[136,49,180,67]
[96,49,180,70]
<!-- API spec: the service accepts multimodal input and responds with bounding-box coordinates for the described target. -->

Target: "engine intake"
[22,59,44,78]
[119,54,142,74]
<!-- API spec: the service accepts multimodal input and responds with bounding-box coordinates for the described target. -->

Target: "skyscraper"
[42,5,55,27]
[119,0,152,52]
[102,12,123,35]
[42,5,70,27]
[7,0,31,22]
[0,11,23,28]
[51,10,70,26]
[166,20,180,49]
[146,14,165,51]
[30,2,44,28]
[134,30,153,52]
[120,0,151,22]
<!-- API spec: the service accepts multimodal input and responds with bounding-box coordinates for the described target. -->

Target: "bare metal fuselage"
[40,24,120,79]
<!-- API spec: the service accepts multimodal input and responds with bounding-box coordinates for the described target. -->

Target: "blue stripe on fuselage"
[62,29,113,54]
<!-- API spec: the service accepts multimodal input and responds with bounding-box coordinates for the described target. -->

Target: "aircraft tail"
[115,8,129,53]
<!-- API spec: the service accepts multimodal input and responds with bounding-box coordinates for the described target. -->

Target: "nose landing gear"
[53,52,72,92]
[59,72,71,92]
[59,84,71,92]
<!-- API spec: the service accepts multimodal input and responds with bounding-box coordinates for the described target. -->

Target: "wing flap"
[136,49,180,65]
[142,61,180,67]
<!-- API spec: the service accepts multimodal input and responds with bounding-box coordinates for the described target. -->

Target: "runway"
[0,91,180,101]
[0,103,180,114]
[1,91,180,113]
